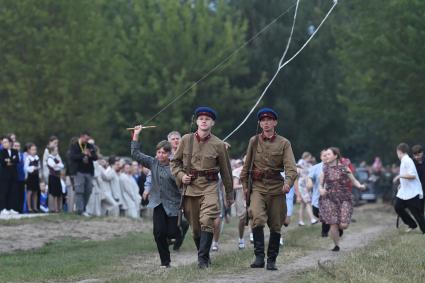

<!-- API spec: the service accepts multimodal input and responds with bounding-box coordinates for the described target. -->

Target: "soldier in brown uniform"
[240,107,297,271]
[170,106,233,269]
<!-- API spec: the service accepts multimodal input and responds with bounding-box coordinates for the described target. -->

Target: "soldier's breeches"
[184,194,220,238]
[250,190,287,233]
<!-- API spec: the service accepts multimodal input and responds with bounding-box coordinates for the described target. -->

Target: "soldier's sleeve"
[170,135,186,188]
[218,142,233,200]
[282,140,297,187]
[240,137,254,191]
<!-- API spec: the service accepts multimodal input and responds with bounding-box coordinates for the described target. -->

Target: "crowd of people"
[1,106,424,271]
[0,132,150,219]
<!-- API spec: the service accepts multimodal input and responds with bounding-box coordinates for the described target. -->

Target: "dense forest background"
[1,0,423,163]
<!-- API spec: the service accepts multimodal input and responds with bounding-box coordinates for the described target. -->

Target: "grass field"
[293,230,425,283]
[0,214,329,283]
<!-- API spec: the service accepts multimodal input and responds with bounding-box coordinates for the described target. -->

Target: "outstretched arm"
[347,168,366,190]
[130,125,155,169]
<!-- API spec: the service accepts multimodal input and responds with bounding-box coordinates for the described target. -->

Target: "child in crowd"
[24,143,41,213]
[60,170,69,212]
[39,181,49,213]
[47,146,64,213]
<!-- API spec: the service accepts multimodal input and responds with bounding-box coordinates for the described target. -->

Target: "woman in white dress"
[119,162,141,218]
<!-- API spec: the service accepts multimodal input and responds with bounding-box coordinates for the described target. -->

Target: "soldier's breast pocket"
[270,150,283,167]
[202,155,217,169]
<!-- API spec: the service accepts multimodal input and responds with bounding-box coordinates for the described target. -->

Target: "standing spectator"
[69,132,98,215]
[119,162,141,218]
[7,133,17,147]
[131,161,147,203]
[96,158,119,217]
[66,137,79,212]
[86,159,104,217]
[24,143,41,213]
[13,141,26,213]
[47,146,65,213]
[0,136,20,215]
[319,147,365,251]
[39,181,49,213]
[42,136,59,183]
[296,152,318,226]
[411,144,425,213]
[60,170,69,212]
[393,143,425,233]
[102,156,124,211]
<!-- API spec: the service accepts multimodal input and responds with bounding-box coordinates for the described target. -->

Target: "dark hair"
[412,144,423,155]
[69,136,78,147]
[108,155,118,166]
[26,142,36,152]
[80,131,90,137]
[156,140,172,153]
[1,136,12,142]
[397,143,410,154]
[48,135,58,142]
[327,147,341,160]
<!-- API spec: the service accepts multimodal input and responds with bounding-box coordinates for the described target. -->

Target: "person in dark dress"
[47,146,65,213]
[24,143,41,213]
[0,136,20,215]
[13,141,26,213]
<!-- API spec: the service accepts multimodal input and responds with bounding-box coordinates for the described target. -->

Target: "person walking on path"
[171,106,234,269]
[240,108,297,271]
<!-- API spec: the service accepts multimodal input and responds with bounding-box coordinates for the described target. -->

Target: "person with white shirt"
[119,162,141,218]
[393,143,425,234]
[24,143,41,213]
[47,146,65,213]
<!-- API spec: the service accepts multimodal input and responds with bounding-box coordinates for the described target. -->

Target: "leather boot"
[266,232,280,271]
[194,237,200,250]
[250,226,265,268]
[198,231,213,269]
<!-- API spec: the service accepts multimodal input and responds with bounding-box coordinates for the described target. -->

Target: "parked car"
[354,168,378,203]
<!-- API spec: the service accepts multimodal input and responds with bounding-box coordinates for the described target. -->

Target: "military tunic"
[171,133,233,238]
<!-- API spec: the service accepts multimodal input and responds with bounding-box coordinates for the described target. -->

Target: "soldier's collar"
[261,131,276,142]
[195,131,211,143]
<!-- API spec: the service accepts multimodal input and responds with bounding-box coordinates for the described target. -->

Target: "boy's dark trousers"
[394,195,425,233]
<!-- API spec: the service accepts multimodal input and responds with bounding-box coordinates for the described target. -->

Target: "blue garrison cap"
[194,106,217,120]
[257,108,278,120]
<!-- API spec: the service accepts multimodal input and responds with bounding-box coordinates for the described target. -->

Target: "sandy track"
[200,204,395,283]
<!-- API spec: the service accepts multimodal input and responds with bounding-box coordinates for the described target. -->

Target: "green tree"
[335,0,425,162]
[0,0,126,153]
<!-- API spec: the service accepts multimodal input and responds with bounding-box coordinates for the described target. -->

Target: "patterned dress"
[319,163,353,225]
[297,159,312,203]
